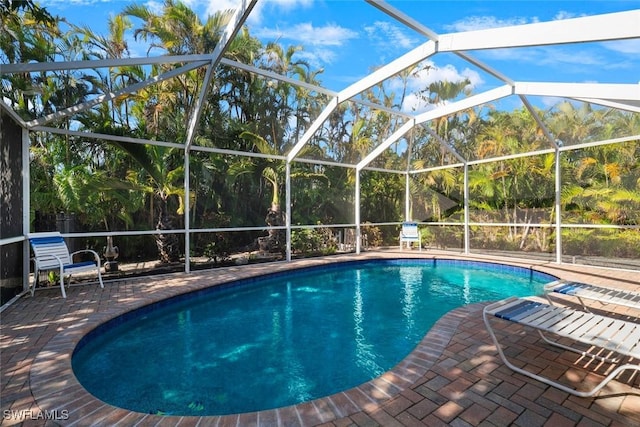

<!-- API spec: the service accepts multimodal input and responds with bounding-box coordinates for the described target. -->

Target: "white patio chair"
[399,222,421,251]
[29,232,104,298]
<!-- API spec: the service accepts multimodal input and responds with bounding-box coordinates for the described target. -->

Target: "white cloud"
[255,22,358,47]
[444,15,535,32]
[553,11,585,20]
[144,0,164,15]
[202,0,313,25]
[473,44,610,74]
[203,0,243,19]
[253,22,358,67]
[386,61,483,113]
[444,9,590,33]
[295,48,337,67]
[401,92,435,114]
[364,21,418,51]
[603,39,640,54]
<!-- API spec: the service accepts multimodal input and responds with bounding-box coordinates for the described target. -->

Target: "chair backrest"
[401,222,419,238]
[29,232,72,269]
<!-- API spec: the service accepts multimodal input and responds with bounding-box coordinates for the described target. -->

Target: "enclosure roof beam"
[415,85,514,125]
[287,97,339,162]
[367,0,514,85]
[515,82,640,101]
[572,98,640,113]
[366,0,440,40]
[410,162,465,175]
[30,125,288,161]
[24,61,205,128]
[351,97,414,119]
[221,58,338,97]
[438,10,640,51]
[23,63,203,127]
[467,148,556,166]
[339,40,437,102]
[32,126,185,149]
[422,125,467,164]
[222,58,413,119]
[558,134,640,153]
[357,85,513,171]
[0,100,27,127]
[287,40,437,162]
[518,95,558,149]
[454,52,514,86]
[190,143,286,160]
[357,119,416,171]
[0,55,210,74]
[185,0,258,151]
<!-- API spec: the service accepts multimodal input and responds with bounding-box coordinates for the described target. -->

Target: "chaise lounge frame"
[483,297,640,397]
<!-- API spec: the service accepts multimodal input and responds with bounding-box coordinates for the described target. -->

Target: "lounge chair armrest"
[543,280,565,293]
[483,296,521,316]
[70,249,102,266]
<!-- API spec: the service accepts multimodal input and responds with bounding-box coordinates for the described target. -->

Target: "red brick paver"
[1,251,639,426]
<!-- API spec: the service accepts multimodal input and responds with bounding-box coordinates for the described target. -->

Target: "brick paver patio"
[1,251,639,426]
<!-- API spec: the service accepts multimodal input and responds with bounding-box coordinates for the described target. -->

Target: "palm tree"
[112,142,187,263]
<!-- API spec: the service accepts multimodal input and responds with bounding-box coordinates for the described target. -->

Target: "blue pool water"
[72,259,556,416]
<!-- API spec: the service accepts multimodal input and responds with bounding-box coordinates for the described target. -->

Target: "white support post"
[555,149,562,264]
[285,162,292,262]
[464,163,470,254]
[22,128,30,292]
[355,171,361,254]
[184,149,190,273]
[405,173,410,221]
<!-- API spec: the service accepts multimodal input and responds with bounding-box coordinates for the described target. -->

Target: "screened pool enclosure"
[1,1,639,302]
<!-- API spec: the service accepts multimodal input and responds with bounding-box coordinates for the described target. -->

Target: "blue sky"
[43,0,640,112]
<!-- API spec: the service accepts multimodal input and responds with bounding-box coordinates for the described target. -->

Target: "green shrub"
[291,226,337,255]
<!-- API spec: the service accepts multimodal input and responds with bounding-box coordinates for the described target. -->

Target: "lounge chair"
[545,280,640,312]
[29,232,104,298]
[399,222,421,251]
[483,296,640,397]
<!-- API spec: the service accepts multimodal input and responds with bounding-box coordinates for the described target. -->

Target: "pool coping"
[28,255,556,426]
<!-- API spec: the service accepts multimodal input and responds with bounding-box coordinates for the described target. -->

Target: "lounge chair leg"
[59,267,66,298]
[97,271,104,288]
[31,271,38,297]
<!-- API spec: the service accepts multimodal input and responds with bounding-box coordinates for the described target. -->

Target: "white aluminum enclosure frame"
[1,2,639,293]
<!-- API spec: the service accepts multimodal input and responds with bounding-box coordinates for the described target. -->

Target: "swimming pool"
[72,259,556,416]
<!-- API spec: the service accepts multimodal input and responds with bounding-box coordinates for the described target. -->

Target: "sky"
[42,0,640,113]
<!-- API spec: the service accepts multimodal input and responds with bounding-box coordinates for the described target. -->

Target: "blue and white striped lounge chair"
[483,296,640,397]
[29,232,104,298]
[544,280,640,312]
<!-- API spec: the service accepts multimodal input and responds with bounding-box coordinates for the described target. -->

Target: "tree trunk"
[155,199,180,263]
[265,202,285,253]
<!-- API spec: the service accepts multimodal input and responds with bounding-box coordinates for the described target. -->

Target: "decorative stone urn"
[103,236,119,272]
